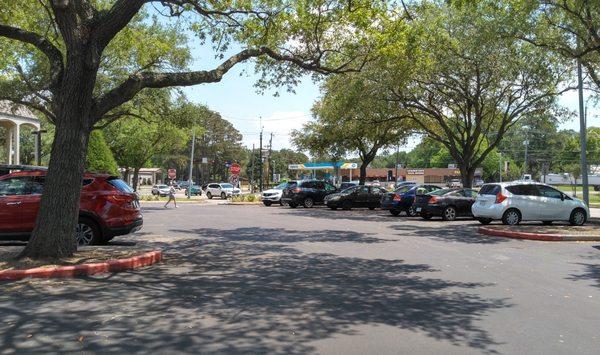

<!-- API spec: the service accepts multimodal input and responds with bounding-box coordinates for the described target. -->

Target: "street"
[1,203,599,354]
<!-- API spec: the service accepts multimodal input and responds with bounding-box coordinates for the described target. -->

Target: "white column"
[14,124,20,165]
[7,126,13,164]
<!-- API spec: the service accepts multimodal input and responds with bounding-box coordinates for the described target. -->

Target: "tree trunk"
[19,43,99,259]
[132,167,141,191]
[19,120,91,258]
[359,162,368,185]
[460,165,476,188]
[123,167,130,184]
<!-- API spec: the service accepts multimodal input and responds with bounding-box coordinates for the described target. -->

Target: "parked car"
[151,184,171,196]
[262,181,297,206]
[413,188,479,221]
[325,185,387,210]
[381,184,442,216]
[206,183,241,199]
[472,182,589,225]
[339,181,359,190]
[395,181,417,189]
[473,179,485,188]
[448,179,462,188]
[281,180,337,208]
[0,170,142,245]
[177,181,190,190]
[185,185,202,196]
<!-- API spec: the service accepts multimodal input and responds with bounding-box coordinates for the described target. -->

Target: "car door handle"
[6,201,21,206]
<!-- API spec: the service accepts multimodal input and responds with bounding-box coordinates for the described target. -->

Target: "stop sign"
[229,163,241,175]
[168,168,176,180]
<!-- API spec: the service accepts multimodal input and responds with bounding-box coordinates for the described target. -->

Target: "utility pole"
[259,121,263,192]
[577,54,589,205]
[250,143,255,193]
[498,152,502,183]
[523,127,529,177]
[187,129,196,199]
[395,144,399,185]
[266,132,273,188]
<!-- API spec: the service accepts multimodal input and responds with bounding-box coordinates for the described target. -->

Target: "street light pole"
[187,129,195,199]
[577,55,589,205]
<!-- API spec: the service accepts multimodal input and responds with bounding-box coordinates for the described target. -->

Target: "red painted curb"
[477,227,600,241]
[0,250,163,281]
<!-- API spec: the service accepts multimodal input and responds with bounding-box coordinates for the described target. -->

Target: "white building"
[0,101,41,165]
[120,167,164,186]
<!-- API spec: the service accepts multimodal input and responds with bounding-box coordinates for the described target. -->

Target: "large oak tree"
[0,0,384,258]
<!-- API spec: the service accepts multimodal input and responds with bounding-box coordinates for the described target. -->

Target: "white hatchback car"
[206,183,241,199]
[472,182,589,226]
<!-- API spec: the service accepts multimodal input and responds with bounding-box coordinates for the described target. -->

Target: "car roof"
[483,181,547,187]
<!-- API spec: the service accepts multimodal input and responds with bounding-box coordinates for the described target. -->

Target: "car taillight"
[393,194,402,201]
[495,192,507,204]
[429,196,438,204]
[293,187,301,193]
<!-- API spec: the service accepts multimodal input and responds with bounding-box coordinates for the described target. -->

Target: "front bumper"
[262,193,282,202]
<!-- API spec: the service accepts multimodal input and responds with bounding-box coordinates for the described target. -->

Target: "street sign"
[229,163,241,175]
[229,174,239,186]
[168,168,176,179]
[201,157,208,164]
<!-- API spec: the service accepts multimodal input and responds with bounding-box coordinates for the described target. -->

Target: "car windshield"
[274,182,288,190]
[221,183,234,188]
[395,185,413,194]
[430,188,455,196]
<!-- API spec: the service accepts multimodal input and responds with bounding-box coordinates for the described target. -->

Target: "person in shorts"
[164,183,178,208]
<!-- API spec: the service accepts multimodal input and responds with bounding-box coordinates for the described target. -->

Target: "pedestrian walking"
[164,183,178,208]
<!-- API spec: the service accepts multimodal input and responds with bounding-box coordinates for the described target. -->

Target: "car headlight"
[330,195,340,201]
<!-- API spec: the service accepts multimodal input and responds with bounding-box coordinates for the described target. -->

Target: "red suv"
[0,169,142,245]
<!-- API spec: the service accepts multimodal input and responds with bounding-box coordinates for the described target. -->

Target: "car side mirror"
[560,194,565,201]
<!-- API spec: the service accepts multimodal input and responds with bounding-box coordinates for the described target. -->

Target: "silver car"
[151,184,170,196]
[471,182,589,225]
[206,183,241,199]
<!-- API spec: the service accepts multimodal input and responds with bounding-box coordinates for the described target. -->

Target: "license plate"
[416,207,421,212]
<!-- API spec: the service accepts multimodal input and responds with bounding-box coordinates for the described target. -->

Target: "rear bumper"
[104,217,143,238]
[413,203,445,215]
[471,202,504,219]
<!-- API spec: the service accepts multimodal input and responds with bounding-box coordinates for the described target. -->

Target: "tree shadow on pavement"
[0,228,510,354]
[389,222,511,244]
[272,206,400,222]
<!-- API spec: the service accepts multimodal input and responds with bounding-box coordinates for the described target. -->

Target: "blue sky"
[183,43,599,153]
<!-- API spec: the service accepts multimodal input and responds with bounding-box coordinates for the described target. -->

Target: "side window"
[448,191,462,197]
[325,183,336,191]
[315,181,325,190]
[506,185,525,195]
[427,186,440,192]
[28,176,45,194]
[301,181,315,189]
[538,185,563,199]
[507,185,539,196]
[359,186,369,194]
[370,187,383,195]
[0,177,31,196]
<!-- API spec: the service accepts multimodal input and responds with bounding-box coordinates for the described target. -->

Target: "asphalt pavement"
[0,203,599,354]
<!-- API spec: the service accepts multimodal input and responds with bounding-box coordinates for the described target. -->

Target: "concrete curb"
[478,227,600,242]
[0,250,163,281]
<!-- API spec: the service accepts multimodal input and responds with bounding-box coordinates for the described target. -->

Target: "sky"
[182,43,599,155]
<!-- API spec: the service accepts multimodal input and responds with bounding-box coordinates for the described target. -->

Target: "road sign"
[229,174,239,186]
[168,168,176,179]
[229,163,241,175]
[201,157,208,164]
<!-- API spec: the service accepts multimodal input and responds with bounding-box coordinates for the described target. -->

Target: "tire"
[76,218,101,246]
[342,201,352,211]
[502,209,521,225]
[407,206,418,217]
[390,209,401,216]
[207,192,212,199]
[279,200,284,206]
[368,205,376,210]
[263,201,272,206]
[221,192,226,199]
[542,221,553,225]
[421,213,432,220]
[442,206,457,221]
[478,218,493,225]
[330,206,338,210]
[289,202,298,208]
[594,185,600,191]
[303,197,314,208]
[569,208,587,226]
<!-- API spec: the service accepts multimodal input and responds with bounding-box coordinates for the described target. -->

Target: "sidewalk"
[591,208,600,219]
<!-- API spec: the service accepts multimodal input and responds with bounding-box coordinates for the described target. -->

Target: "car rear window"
[479,184,500,195]
[107,178,134,193]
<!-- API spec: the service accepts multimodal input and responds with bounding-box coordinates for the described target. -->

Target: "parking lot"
[1,203,599,354]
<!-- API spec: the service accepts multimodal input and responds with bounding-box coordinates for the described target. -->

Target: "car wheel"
[279,200,285,206]
[330,206,338,210]
[594,185,600,191]
[502,209,521,225]
[221,192,226,199]
[569,208,587,226]
[421,213,432,220]
[542,221,553,225]
[477,218,493,225]
[289,202,298,208]
[263,201,272,206]
[368,205,376,210]
[407,206,418,217]
[442,206,457,221]
[303,197,314,208]
[75,218,101,246]
[207,192,212,199]
[342,201,352,211]
[390,209,400,216]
